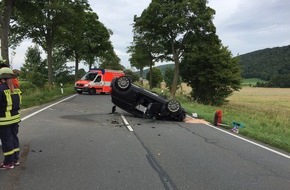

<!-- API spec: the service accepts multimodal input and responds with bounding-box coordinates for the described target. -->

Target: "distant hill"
[136,45,290,81]
[137,64,174,78]
[238,45,290,80]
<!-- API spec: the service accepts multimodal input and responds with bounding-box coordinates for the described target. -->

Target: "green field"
[242,78,266,86]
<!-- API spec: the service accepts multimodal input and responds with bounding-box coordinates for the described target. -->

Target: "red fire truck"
[74,69,125,95]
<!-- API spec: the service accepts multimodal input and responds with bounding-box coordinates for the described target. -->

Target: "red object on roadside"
[214,110,222,126]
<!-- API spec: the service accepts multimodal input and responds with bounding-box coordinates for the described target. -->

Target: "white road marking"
[185,115,290,160]
[120,114,134,132]
[21,94,77,121]
[205,123,290,160]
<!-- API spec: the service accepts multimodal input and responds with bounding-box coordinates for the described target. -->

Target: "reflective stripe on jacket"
[0,85,22,126]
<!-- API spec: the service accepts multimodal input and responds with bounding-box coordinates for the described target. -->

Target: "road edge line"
[21,94,78,121]
[204,122,290,160]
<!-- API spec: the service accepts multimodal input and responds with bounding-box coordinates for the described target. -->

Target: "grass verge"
[21,85,75,109]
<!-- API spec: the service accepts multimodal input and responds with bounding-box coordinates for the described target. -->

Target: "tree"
[21,45,74,85]
[129,28,158,88]
[0,0,16,65]
[267,74,290,88]
[13,0,91,84]
[59,8,114,80]
[81,16,114,70]
[133,0,216,98]
[98,48,124,70]
[52,48,74,84]
[20,45,47,87]
[146,67,163,88]
[180,34,242,105]
[76,68,86,80]
[164,67,181,90]
[128,34,153,82]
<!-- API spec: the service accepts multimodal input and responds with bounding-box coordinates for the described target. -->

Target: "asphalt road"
[0,94,290,190]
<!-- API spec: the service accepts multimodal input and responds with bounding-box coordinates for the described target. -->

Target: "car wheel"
[89,88,96,95]
[167,99,181,113]
[116,76,131,90]
[77,91,82,94]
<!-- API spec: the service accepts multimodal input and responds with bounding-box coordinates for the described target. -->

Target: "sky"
[9,0,290,70]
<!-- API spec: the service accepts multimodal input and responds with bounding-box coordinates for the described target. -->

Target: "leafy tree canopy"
[11,0,114,84]
[21,45,74,86]
[20,45,47,87]
[12,0,91,84]
[127,36,153,77]
[164,67,181,90]
[180,38,242,105]
[133,0,216,98]
[98,49,124,70]
[146,67,163,88]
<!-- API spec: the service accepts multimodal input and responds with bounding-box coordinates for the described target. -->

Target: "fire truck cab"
[74,69,125,95]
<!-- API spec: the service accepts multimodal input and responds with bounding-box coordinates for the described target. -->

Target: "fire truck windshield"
[82,73,97,81]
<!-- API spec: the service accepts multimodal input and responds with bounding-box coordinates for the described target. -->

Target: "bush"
[19,81,75,109]
[146,67,163,88]
[19,80,37,95]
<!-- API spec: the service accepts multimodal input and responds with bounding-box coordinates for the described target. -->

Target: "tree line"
[1,0,242,105]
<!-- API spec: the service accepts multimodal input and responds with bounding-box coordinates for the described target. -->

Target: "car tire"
[115,76,131,91]
[89,88,96,95]
[77,91,82,94]
[167,99,181,113]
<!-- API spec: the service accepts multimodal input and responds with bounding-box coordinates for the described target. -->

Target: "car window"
[95,75,101,82]
[82,73,97,81]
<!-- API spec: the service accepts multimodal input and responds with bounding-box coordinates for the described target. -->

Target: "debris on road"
[184,117,209,124]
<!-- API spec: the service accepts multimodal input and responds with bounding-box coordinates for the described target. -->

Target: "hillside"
[137,45,290,82]
[238,45,290,80]
[138,64,174,78]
